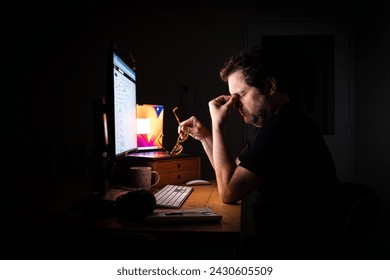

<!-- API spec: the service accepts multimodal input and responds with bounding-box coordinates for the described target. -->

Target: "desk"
[2,178,241,260]
[56,181,242,259]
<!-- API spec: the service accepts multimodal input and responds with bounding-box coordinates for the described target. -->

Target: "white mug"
[128,166,160,190]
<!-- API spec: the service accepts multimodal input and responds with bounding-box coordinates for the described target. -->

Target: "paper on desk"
[144,207,222,224]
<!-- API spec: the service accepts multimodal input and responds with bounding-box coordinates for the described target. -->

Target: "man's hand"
[208,94,238,128]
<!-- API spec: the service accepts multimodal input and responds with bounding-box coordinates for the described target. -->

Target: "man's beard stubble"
[245,95,272,128]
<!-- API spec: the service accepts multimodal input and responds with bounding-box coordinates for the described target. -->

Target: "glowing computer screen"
[107,49,138,161]
[136,104,164,151]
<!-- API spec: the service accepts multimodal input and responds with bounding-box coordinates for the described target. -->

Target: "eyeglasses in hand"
[157,106,188,156]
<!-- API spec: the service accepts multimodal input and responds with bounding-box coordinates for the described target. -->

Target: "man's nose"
[233,99,242,109]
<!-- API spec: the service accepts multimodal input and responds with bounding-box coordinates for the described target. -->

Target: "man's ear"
[265,77,277,95]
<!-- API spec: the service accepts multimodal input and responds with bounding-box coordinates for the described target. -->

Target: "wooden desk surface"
[61,181,241,236]
[4,178,242,259]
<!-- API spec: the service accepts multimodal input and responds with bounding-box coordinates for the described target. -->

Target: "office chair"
[340,182,381,259]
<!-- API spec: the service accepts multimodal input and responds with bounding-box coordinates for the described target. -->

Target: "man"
[179,45,342,259]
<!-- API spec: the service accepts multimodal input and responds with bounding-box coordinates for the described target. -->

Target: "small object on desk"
[185,179,212,186]
[164,209,211,215]
[145,207,222,224]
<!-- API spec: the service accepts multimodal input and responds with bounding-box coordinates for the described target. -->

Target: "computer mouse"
[185,179,212,186]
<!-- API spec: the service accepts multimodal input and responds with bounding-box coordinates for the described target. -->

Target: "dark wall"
[3,3,248,181]
[353,3,390,257]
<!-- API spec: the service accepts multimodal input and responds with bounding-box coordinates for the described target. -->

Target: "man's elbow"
[220,193,240,204]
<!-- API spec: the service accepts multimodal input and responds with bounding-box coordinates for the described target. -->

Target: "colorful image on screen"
[136,104,164,150]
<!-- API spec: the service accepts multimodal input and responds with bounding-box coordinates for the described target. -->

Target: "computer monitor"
[136,104,164,151]
[106,47,138,162]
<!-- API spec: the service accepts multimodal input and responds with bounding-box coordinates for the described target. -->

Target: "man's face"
[228,70,268,127]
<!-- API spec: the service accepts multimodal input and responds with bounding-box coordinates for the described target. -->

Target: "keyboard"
[154,184,194,208]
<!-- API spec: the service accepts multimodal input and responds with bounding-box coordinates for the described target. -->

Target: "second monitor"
[136,104,165,151]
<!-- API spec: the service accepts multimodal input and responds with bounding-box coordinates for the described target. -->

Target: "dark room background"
[1,1,389,258]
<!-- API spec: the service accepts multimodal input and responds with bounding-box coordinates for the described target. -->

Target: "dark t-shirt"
[238,102,342,258]
[238,102,339,202]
